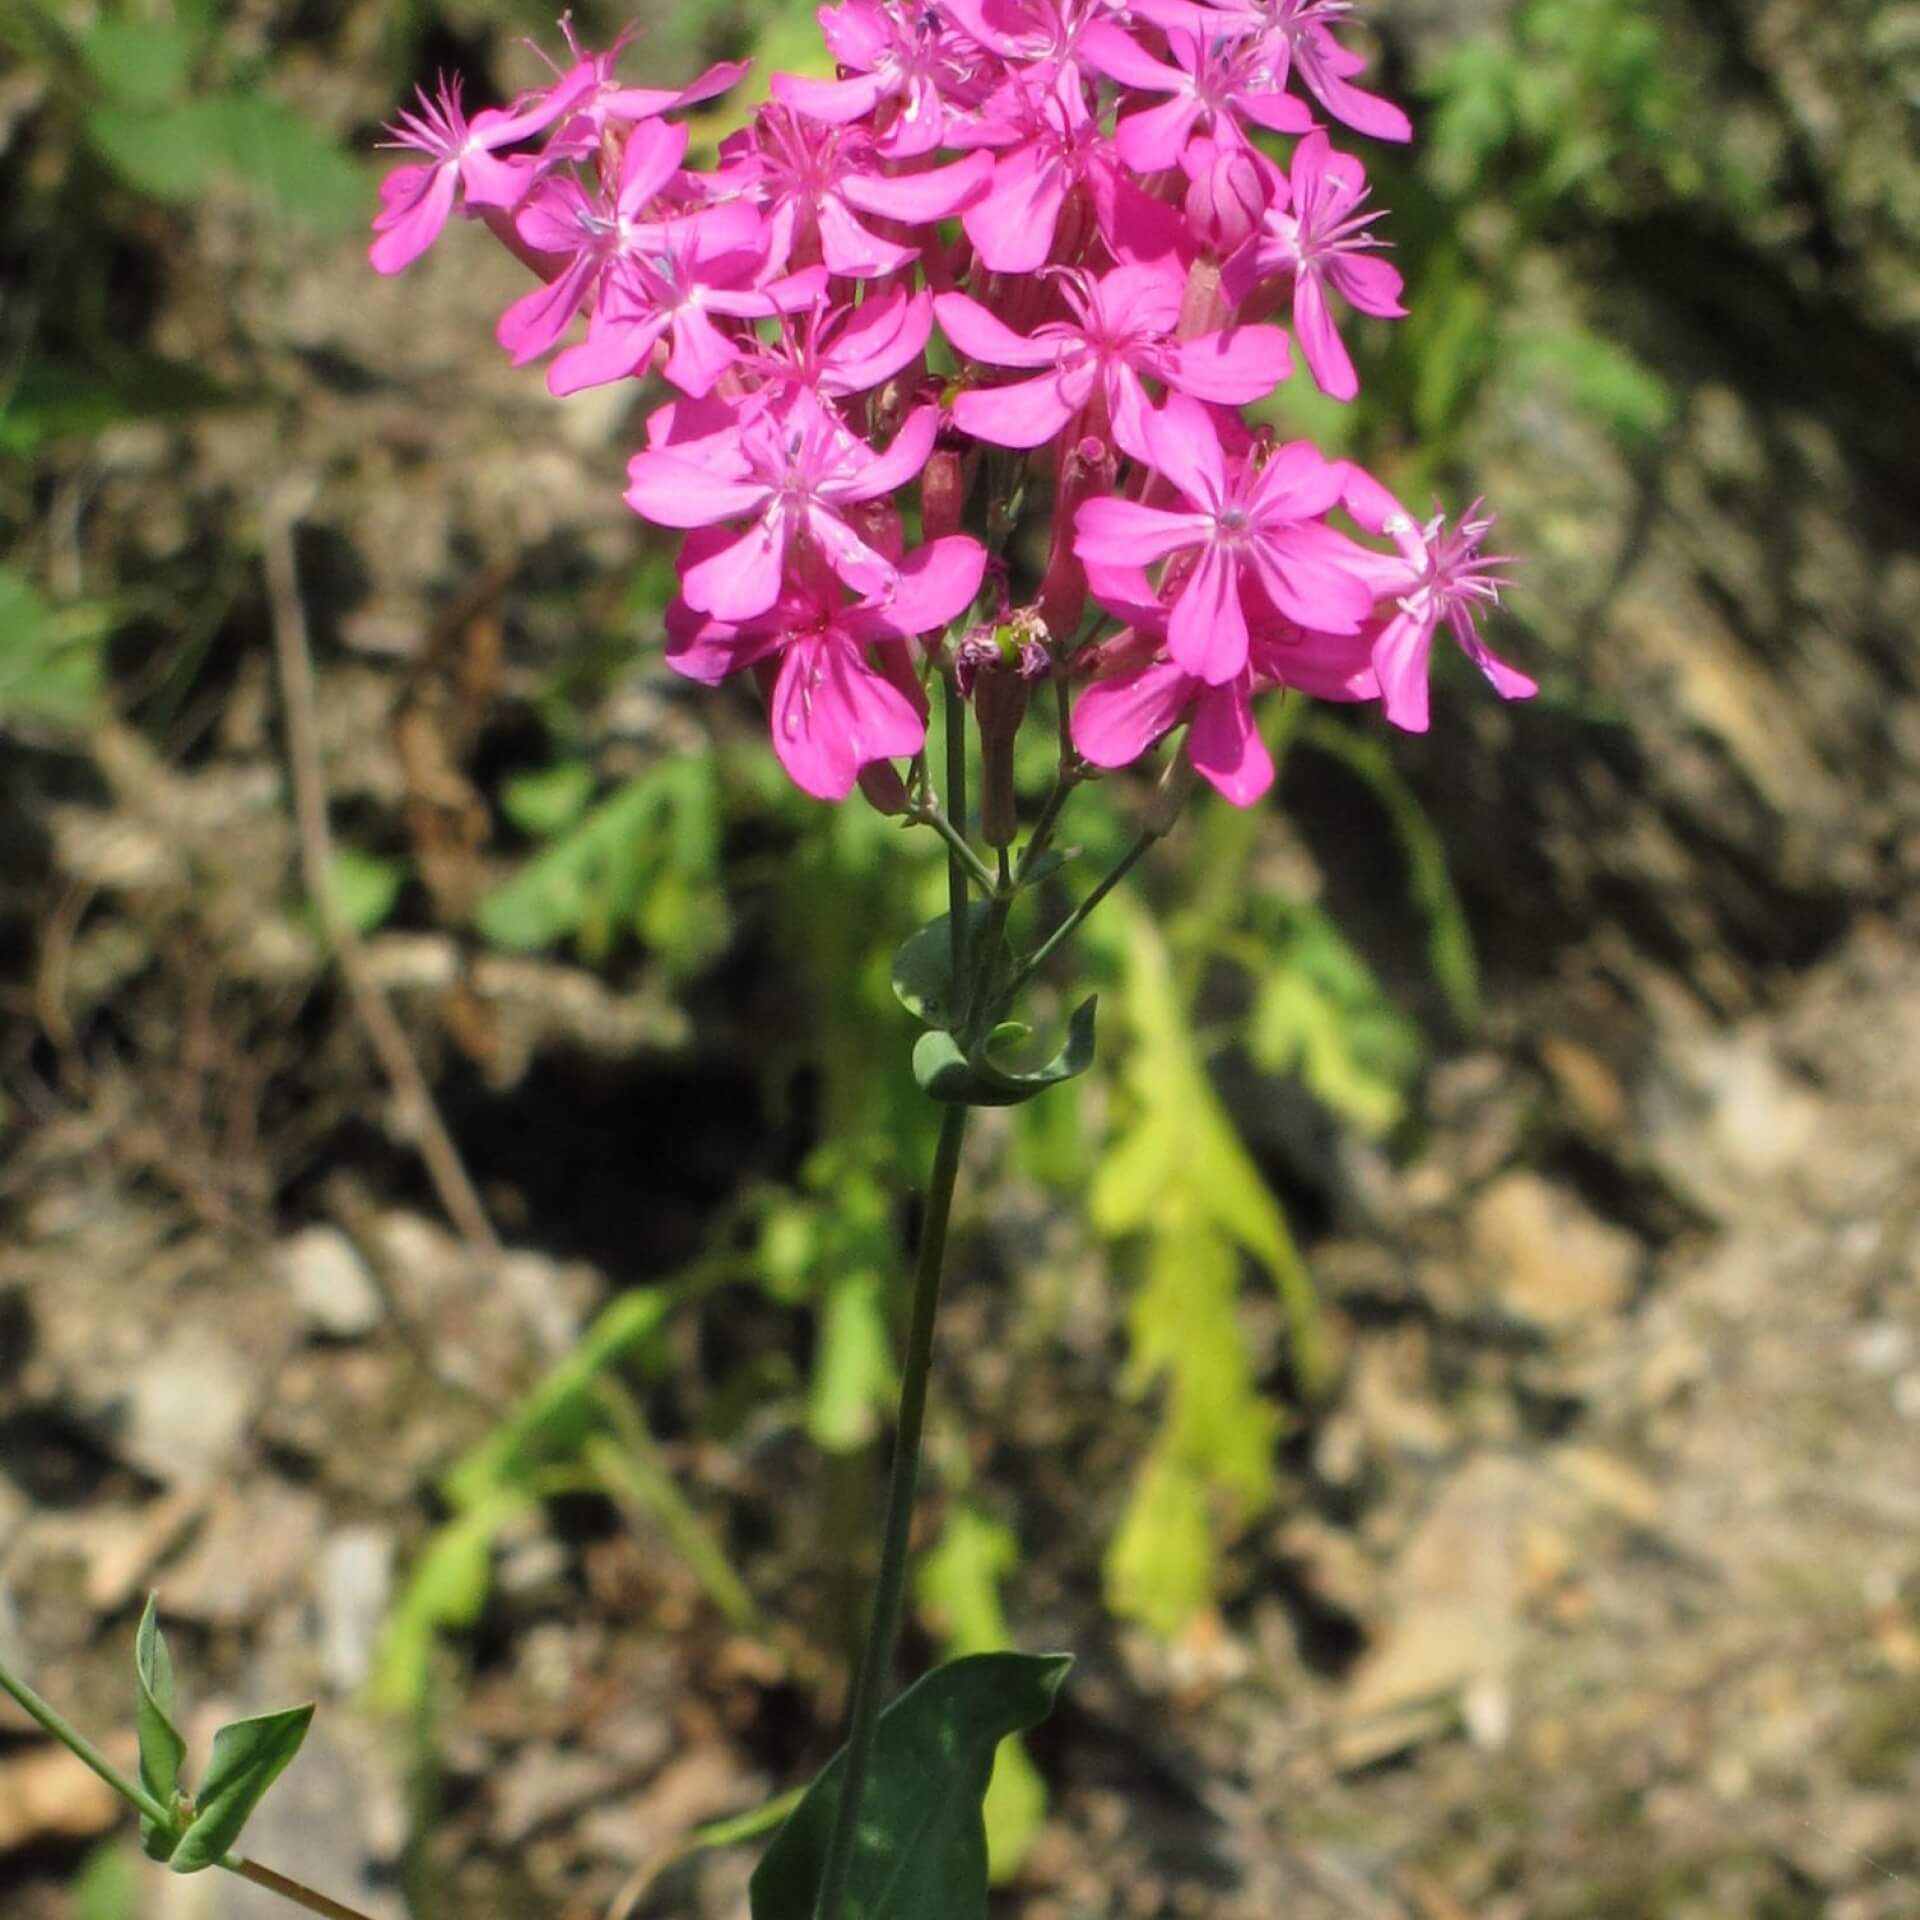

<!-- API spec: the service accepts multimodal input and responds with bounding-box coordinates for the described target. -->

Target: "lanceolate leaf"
[890,904,995,1030]
[134,1596,187,1862]
[168,1705,314,1874]
[749,1652,1071,1920]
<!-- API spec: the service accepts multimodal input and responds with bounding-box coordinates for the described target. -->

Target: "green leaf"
[806,1269,893,1453]
[749,1652,1071,1920]
[913,996,1097,1107]
[889,904,993,1029]
[168,1705,313,1873]
[134,1598,187,1863]
[70,1840,139,1920]
[322,850,404,936]
[79,21,197,107]
[83,96,369,233]
[0,570,107,725]
[83,102,219,202]
[502,760,596,838]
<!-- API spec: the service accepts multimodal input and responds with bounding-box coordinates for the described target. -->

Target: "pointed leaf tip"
[134,1596,187,1861]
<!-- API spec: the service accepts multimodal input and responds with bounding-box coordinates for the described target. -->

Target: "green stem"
[0,1657,169,1828]
[812,1101,970,1920]
[1003,827,1157,1004]
[226,1857,380,1920]
[916,797,999,900]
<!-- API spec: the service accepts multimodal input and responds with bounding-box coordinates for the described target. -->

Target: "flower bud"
[1038,434,1117,641]
[1182,138,1265,258]
[955,610,1050,847]
[920,437,968,542]
[857,758,911,816]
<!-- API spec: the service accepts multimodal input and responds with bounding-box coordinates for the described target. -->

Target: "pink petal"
[773,69,889,123]
[1328,251,1407,319]
[1291,272,1358,401]
[805,505,900,600]
[1451,611,1538,703]
[1074,496,1210,568]
[1247,439,1348,521]
[664,305,742,396]
[931,291,1062,369]
[962,153,1067,274]
[681,519,789,620]
[1233,88,1316,136]
[823,289,934,393]
[664,599,782,685]
[1077,21,1182,91]
[830,406,940,503]
[458,148,537,211]
[953,368,1091,448]
[1156,324,1293,404]
[1167,541,1249,685]
[1141,393,1229,511]
[771,631,927,801]
[549,308,668,394]
[1072,659,1198,769]
[1370,607,1434,732]
[1247,525,1377,635]
[367,162,457,274]
[623,449,766,529]
[617,118,691,218]
[1114,95,1204,174]
[817,194,918,276]
[495,256,595,364]
[842,151,993,223]
[1250,623,1379,701]
[1186,673,1273,805]
[851,535,988,638]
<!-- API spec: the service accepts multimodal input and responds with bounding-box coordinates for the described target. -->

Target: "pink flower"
[667,538,987,798]
[936,261,1291,454]
[1222,131,1403,401]
[738,289,935,403]
[1340,468,1530,732]
[1079,21,1312,172]
[1194,0,1412,143]
[527,19,747,163]
[369,71,590,274]
[625,394,942,618]
[772,0,983,157]
[719,105,992,278]
[1071,587,1376,804]
[545,201,825,398]
[1073,393,1377,684]
[955,65,1184,273]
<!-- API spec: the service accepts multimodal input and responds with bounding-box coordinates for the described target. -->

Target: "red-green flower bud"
[955,610,1050,846]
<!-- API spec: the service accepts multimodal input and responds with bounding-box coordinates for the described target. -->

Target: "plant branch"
[1004,828,1155,1003]
[227,1856,381,1920]
[261,485,499,1258]
[0,1656,169,1828]
[0,1656,378,1920]
[811,1101,970,1920]
[913,795,1000,901]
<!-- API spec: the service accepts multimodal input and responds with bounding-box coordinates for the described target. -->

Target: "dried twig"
[261,482,499,1257]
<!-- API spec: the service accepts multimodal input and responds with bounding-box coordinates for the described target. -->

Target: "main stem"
[812,1100,970,1920]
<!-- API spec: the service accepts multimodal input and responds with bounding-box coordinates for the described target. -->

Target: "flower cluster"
[372,2,1530,806]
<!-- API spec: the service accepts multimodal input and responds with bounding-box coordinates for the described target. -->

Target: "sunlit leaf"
[168,1705,314,1873]
[134,1597,187,1863]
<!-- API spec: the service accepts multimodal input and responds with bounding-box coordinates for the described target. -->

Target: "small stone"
[161,1485,325,1625]
[0,1744,120,1851]
[1468,1172,1641,1335]
[277,1226,384,1340]
[317,1525,394,1694]
[116,1331,261,1486]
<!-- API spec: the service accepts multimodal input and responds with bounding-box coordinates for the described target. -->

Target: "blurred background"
[3,0,1919,1915]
